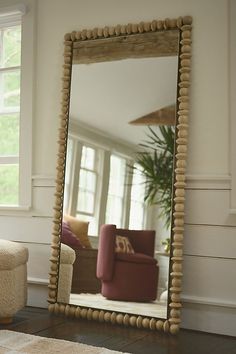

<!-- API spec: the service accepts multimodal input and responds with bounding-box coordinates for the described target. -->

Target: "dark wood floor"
[0,307,235,354]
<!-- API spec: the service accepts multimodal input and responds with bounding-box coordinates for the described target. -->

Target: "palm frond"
[131,125,175,229]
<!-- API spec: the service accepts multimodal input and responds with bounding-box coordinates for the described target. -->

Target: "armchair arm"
[96,224,116,281]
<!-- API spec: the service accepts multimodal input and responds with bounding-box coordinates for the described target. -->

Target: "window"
[64,129,149,236]
[64,137,102,235]
[0,20,21,205]
[129,164,146,229]
[105,155,126,227]
[0,5,33,209]
[76,145,98,234]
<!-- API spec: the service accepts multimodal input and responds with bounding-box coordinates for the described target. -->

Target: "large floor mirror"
[49,16,192,335]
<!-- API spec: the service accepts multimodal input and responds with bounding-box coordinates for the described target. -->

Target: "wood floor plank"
[1,307,235,354]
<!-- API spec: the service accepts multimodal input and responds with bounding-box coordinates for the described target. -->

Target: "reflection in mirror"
[57,39,179,320]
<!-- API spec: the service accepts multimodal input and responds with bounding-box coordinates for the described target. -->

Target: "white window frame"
[64,135,104,236]
[66,122,150,234]
[0,2,34,210]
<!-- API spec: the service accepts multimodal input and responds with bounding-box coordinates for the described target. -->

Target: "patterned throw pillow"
[115,235,135,254]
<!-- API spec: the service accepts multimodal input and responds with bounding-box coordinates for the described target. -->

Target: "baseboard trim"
[28,277,49,285]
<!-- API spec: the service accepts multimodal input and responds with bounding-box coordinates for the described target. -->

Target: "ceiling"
[69,56,178,146]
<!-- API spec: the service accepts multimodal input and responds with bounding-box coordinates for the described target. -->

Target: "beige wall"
[34,0,229,176]
[0,0,235,335]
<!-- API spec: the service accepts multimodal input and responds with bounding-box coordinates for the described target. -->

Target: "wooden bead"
[169,302,182,309]
[142,318,150,329]
[138,22,144,33]
[169,19,177,28]
[180,59,191,68]
[136,316,143,328]
[64,304,70,317]
[149,318,156,330]
[86,308,93,320]
[170,324,180,334]
[174,197,185,204]
[144,22,151,32]
[126,24,132,34]
[170,309,181,318]
[174,180,186,188]
[129,316,137,326]
[75,307,81,318]
[103,26,109,38]
[151,20,157,31]
[157,20,164,30]
[120,25,127,34]
[110,312,116,324]
[182,30,191,39]
[64,33,71,41]
[115,25,121,35]
[164,18,171,29]
[173,234,184,242]
[103,312,111,322]
[182,16,193,25]
[156,320,164,331]
[48,304,55,314]
[49,276,57,285]
[80,308,87,318]
[177,145,187,153]
[131,23,138,33]
[172,263,182,272]
[51,249,59,258]
[92,310,100,321]
[179,102,189,110]
[176,160,186,168]
[99,310,105,322]
[176,174,185,182]
[116,314,124,325]
[175,188,185,197]
[108,26,115,36]
[163,320,170,333]
[170,286,182,293]
[176,137,188,145]
[177,17,183,28]
[180,73,190,81]
[171,293,181,302]
[69,306,76,317]
[174,218,184,226]
[172,278,182,287]
[123,314,130,326]
[59,304,65,314]
[92,28,98,39]
[173,249,183,257]
[97,28,103,37]
[175,203,184,212]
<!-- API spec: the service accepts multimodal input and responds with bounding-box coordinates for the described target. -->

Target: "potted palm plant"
[132,125,175,230]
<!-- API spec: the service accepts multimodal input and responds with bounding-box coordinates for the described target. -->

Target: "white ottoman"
[57,243,76,303]
[0,239,28,323]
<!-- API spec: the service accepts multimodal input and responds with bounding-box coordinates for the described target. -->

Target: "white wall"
[0,0,235,336]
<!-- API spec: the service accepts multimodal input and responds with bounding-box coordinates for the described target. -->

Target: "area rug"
[0,330,129,353]
[70,293,167,319]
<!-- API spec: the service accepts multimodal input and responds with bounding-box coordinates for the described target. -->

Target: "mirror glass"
[58,30,179,319]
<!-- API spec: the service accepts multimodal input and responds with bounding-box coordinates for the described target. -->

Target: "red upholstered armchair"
[96,224,159,302]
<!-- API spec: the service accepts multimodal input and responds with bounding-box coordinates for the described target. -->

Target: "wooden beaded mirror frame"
[48,15,192,335]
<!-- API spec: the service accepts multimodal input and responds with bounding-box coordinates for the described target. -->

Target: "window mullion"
[98,150,110,227]
[123,160,133,228]
[70,141,82,216]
